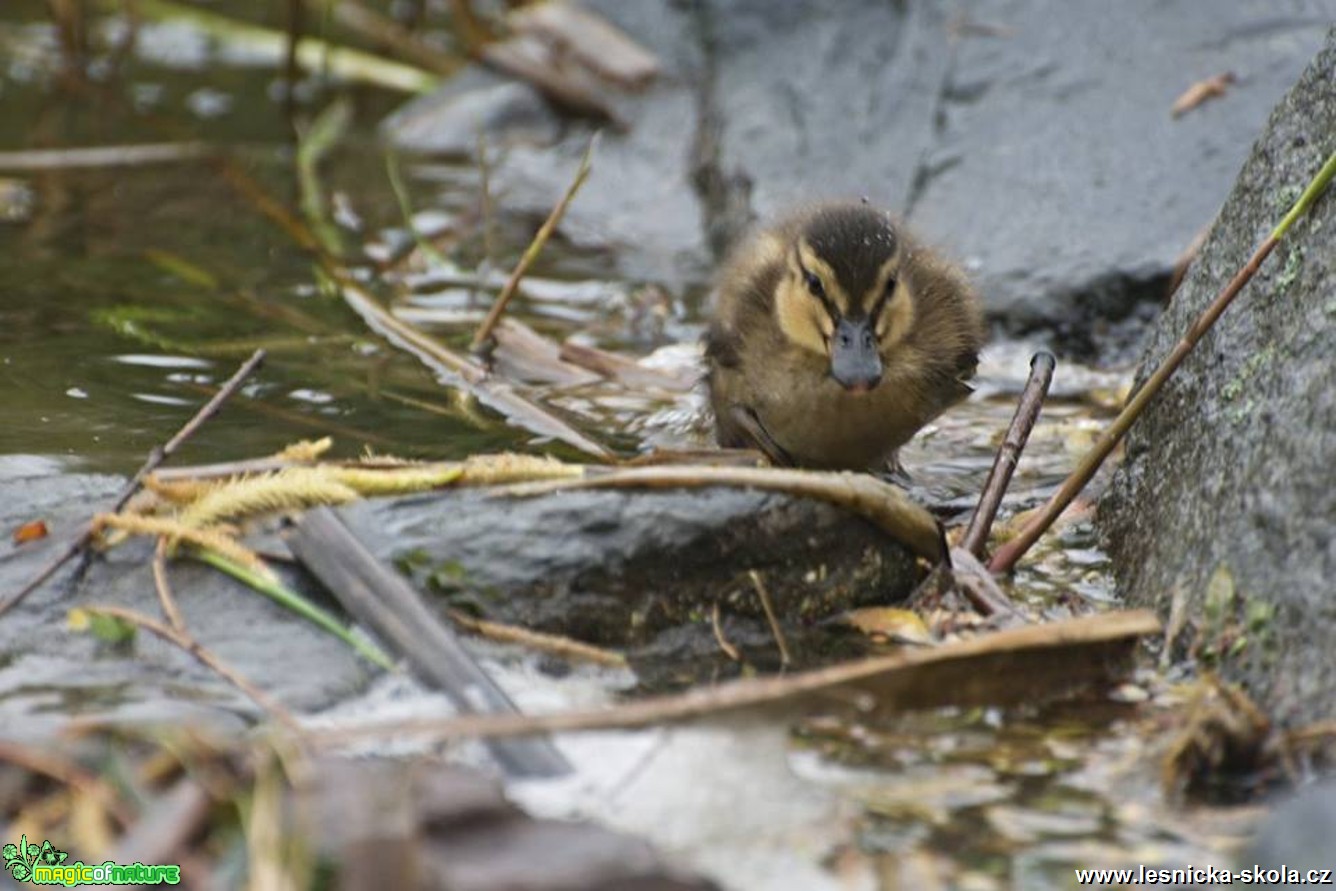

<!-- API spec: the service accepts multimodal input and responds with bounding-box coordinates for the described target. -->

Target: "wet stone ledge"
[340,486,921,671]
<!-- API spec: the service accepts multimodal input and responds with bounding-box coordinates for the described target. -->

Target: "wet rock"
[338,486,920,668]
[1100,33,1336,726]
[381,67,562,158]
[0,464,374,740]
[698,0,948,248]
[907,1,1333,351]
[306,756,719,891]
[0,462,920,735]
[395,1,1333,347]
[390,0,713,285]
[1246,781,1336,876]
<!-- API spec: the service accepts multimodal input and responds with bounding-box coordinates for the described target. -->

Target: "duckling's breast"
[749,350,942,470]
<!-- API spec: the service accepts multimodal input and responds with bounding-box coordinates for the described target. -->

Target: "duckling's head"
[774,205,915,393]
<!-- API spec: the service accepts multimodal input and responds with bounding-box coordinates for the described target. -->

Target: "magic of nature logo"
[4,835,180,886]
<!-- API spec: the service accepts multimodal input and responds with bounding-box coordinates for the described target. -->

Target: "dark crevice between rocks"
[1011,266,1177,365]
[688,0,756,261]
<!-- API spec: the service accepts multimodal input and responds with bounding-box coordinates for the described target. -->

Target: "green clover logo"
[3,835,66,881]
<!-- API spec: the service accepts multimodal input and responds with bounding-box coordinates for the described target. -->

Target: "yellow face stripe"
[777,236,915,358]
[862,255,901,314]
[795,241,853,315]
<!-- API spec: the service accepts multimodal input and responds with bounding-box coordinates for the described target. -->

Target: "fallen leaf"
[67,608,137,644]
[1171,72,1236,118]
[841,607,934,645]
[12,519,48,544]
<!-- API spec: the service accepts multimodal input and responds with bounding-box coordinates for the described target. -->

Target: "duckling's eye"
[803,270,825,299]
[884,276,898,297]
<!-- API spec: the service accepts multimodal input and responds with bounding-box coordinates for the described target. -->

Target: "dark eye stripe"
[803,268,824,297]
[868,276,898,323]
[798,262,839,319]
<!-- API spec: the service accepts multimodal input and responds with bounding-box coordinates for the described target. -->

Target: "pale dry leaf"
[1171,72,1236,118]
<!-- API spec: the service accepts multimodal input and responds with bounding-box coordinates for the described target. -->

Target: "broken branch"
[961,351,1055,558]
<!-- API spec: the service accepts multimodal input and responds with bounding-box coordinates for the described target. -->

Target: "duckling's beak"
[830,317,883,393]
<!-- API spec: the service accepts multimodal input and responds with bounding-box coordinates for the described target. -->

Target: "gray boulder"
[389,0,1334,345]
[338,485,921,673]
[1100,31,1336,726]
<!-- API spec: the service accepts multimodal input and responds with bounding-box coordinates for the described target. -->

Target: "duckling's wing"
[727,405,795,467]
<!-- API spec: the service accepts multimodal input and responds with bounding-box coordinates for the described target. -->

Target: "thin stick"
[385,149,450,267]
[469,136,597,355]
[990,148,1336,574]
[710,603,741,662]
[153,537,187,633]
[749,570,791,668]
[961,351,1055,558]
[215,154,611,459]
[444,607,627,668]
[82,605,302,734]
[305,610,1160,746]
[0,143,213,170]
[0,349,266,618]
[331,0,462,76]
[0,740,135,826]
[949,547,1023,619]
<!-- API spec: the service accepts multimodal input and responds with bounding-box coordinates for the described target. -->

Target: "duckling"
[705,203,986,471]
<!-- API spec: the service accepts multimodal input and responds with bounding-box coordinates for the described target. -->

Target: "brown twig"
[469,136,597,356]
[152,537,187,633]
[949,547,1024,620]
[989,148,1336,574]
[0,349,266,618]
[216,150,613,460]
[961,351,1055,558]
[331,0,463,76]
[306,610,1160,746]
[0,143,213,170]
[82,605,301,734]
[338,274,612,460]
[445,607,626,668]
[0,740,135,826]
[710,603,741,662]
[748,570,791,668]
